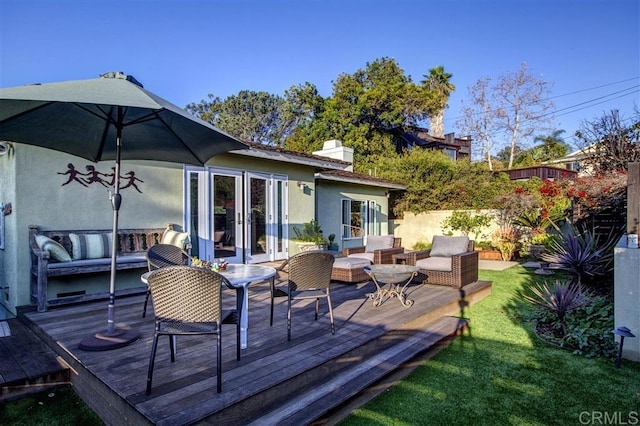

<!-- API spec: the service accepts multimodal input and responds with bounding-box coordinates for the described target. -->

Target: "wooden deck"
[16,276,492,425]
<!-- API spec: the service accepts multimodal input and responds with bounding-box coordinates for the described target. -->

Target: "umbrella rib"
[0,101,54,124]
[152,111,205,164]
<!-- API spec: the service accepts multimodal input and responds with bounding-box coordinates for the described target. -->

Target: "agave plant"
[523,279,590,323]
[541,220,620,286]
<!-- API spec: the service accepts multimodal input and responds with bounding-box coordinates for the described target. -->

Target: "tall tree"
[576,109,640,174]
[422,65,455,138]
[457,77,499,170]
[186,90,292,144]
[285,57,438,169]
[493,62,555,169]
[457,63,555,170]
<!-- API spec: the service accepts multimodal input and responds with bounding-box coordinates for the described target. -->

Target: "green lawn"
[2,265,638,425]
[341,265,640,425]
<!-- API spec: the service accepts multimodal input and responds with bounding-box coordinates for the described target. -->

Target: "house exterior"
[0,140,404,314]
[396,127,472,160]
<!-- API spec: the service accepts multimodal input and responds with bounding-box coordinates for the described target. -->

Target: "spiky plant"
[541,220,620,287]
[523,279,590,323]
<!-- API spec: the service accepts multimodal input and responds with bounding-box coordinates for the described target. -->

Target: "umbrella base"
[79,328,140,351]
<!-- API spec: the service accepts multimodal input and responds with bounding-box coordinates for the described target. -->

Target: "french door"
[186,168,287,264]
[245,173,288,263]
[186,169,243,264]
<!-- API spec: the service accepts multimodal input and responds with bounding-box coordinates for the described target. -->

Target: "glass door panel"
[213,174,242,262]
[247,175,269,263]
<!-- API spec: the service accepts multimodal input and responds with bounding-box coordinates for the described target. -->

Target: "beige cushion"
[161,229,189,248]
[35,235,72,262]
[416,256,452,272]
[430,236,469,257]
[348,252,375,263]
[69,233,113,260]
[334,257,372,269]
[365,235,395,252]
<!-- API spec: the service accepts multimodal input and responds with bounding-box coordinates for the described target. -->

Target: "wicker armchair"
[142,243,190,318]
[342,236,403,264]
[145,266,239,394]
[406,236,478,289]
[270,251,336,340]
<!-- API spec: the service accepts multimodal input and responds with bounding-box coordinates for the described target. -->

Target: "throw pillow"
[35,235,72,262]
[365,235,395,252]
[69,233,113,260]
[430,235,470,257]
[161,229,189,248]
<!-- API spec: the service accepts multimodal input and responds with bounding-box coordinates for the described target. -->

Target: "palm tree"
[532,129,568,162]
[422,66,455,138]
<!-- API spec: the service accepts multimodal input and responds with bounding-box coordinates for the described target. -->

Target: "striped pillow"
[35,235,72,262]
[69,233,113,260]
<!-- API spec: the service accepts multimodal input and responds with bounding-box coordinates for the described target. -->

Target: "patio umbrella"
[0,72,247,350]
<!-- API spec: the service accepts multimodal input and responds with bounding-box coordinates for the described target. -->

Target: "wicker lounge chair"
[406,236,478,289]
[342,235,403,264]
[145,265,239,394]
[270,251,336,340]
[142,243,190,318]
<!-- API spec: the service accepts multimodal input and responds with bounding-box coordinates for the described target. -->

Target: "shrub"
[292,220,326,244]
[440,210,492,240]
[562,295,617,358]
[412,241,431,250]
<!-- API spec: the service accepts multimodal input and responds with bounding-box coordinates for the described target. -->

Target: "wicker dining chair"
[145,265,238,394]
[270,251,336,341]
[142,243,190,318]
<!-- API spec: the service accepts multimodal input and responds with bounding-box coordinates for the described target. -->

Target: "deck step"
[0,319,70,403]
[241,316,467,425]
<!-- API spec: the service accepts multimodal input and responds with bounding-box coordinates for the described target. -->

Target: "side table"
[364,264,419,308]
[392,253,409,265]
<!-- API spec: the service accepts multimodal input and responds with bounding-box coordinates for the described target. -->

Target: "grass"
[2,265,638,425]
[341,265,640,425]
[0,387,102,425]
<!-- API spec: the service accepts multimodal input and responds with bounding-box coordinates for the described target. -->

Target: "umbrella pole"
[79,109,140,351]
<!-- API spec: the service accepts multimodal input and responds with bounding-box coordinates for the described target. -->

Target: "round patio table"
[364,264,419,308]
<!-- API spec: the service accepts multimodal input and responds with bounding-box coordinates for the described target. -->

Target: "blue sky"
[1,0,638,148]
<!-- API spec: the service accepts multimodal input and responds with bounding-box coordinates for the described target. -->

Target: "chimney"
[313,140,354,171]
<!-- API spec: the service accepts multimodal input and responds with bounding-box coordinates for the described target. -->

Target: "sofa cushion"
[348,252,375,263]
[35,235,72,262]
[46,255,147,269]
[430,236,469,258]
[69,233,112,260]
[416,256,452,272]
[161,229,189,248]
[365,235,395,252]
[333,257,372,269]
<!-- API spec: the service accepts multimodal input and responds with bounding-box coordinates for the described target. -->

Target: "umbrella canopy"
[0,72,246,164]
[0,72,247,350]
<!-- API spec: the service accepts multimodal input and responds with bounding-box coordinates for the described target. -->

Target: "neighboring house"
[543,144,595,176]
[396,126,471,160]
[0,139,405,314]
[502,165,578,181]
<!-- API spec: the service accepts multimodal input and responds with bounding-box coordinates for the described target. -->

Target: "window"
[341,199,379,239]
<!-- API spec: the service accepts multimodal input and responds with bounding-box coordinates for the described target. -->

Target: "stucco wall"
[315,181,389,252]
[391,210,500,250]
[614,237,640,362]
[3,145,185,313]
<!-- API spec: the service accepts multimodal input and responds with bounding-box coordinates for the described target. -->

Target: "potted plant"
[292,220,327,252]
[327,233,339,251]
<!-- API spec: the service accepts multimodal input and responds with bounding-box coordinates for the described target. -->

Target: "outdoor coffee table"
[364,264,419,308]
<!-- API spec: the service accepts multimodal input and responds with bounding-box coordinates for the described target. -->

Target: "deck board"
[18,277,491,424]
